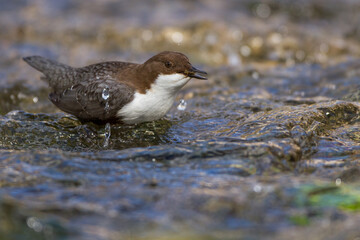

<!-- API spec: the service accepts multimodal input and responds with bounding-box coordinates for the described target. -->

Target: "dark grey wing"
[49,79,135,123]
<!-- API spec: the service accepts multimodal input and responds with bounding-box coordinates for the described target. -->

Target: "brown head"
[141,51,207,80]
[123,51,207,94]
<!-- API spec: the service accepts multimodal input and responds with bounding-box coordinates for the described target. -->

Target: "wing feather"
[49,78,135,123]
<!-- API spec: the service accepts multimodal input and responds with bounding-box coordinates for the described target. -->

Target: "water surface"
[1,1,360,239]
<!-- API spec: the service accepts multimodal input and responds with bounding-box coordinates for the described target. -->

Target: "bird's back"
[23,56,137,92]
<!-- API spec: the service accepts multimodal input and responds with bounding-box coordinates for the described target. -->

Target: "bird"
[23,51,207,124]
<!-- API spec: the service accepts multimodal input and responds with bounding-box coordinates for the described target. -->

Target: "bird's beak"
[186,66,207,80]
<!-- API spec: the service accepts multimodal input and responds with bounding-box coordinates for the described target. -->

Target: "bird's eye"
[165,61,173,68]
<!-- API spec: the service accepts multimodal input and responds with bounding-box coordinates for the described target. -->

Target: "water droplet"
[103,86,110,113]
[27,217,43,232]
[104,101,110,112]
[177,99,187,111]
[251,71,259,79]
[103,123,111,148]
[102,86,110,100]
[253,184,262,193]
[335,178,342,186]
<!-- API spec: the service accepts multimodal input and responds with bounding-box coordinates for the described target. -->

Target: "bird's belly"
[117,91,175,124]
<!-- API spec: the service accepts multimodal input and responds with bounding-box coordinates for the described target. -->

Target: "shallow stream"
[0,1,360,239]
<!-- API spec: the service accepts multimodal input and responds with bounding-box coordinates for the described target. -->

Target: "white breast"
[117,73,190,124]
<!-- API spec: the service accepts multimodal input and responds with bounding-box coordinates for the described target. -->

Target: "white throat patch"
[117,73,190,124]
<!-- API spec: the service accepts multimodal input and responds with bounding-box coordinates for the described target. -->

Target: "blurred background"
[2,0,360,83]
[1,1,360,240]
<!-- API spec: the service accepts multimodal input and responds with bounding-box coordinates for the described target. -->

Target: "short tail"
[23,56,78,90]
[23,56,73,75]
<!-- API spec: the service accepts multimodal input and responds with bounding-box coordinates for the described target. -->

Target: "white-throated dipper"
[23,51,207,124]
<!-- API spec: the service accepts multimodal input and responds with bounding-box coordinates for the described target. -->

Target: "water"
[102,86,110,101]
[1,1,360,239]
[103,123,111,148]
[177,99,187,111]
[102,86,110,113]
[104,101,110,112]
